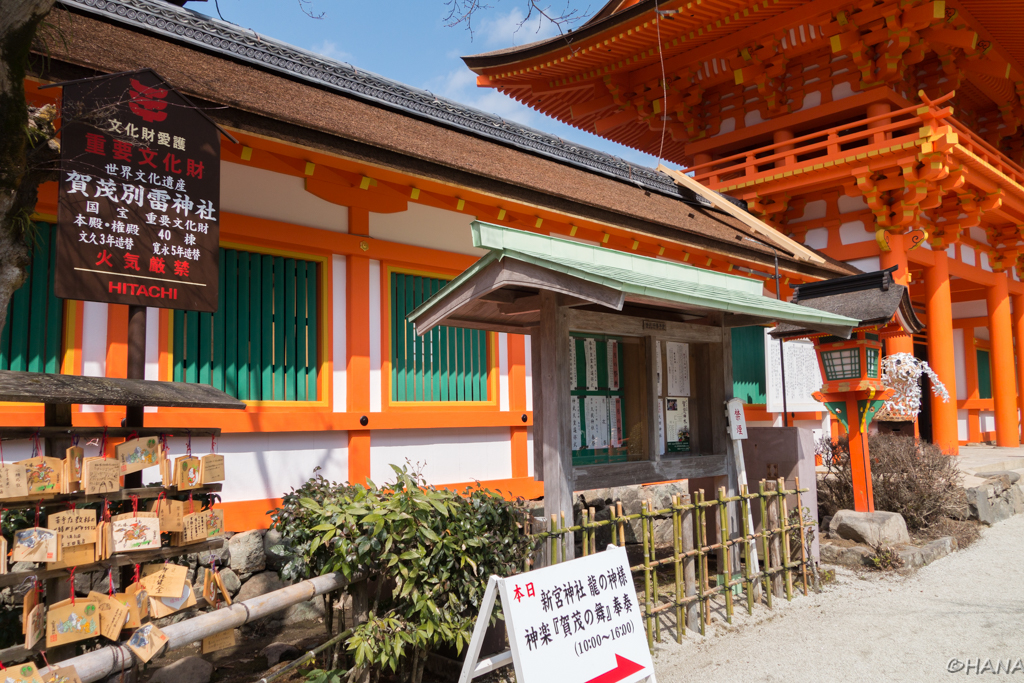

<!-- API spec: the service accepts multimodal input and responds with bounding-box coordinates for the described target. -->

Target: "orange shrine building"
[7,0,862,529]
[465,0,1024,456]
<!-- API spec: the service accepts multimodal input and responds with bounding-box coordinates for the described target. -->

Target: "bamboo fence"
[524,477,817,650]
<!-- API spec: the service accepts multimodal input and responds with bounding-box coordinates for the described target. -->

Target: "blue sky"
[182,0,663,168]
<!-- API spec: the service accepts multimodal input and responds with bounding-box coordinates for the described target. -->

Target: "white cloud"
[309,39,352,63]
[478,6,561,47]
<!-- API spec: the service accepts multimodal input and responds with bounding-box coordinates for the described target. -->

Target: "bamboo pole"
[766,481,783,599]
[680,493,699,633]
[561,511,568,564]
[672,495,683,642]
[581,509,589,557]
[617,501,625,547]
[795,477,809,596]
[696,489,708,634]
[740,485,754,615]
[758,481,773,609]
[718,486,733,624]
[777,478,794,601]
[590,506,597,556]
[642,501,654,651]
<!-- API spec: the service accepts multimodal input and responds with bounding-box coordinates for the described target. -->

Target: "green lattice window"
[977,349,992,400]
[173,248,319,401]
[821,348,861,381]
[866,347,880,378]
[0,223,64,373]
[731,326,767,404]
[391,272,489,402]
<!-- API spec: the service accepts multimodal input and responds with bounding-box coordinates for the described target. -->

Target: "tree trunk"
[0,0,60,336]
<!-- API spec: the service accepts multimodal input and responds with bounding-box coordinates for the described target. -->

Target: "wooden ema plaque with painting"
[66,446,84,483]
[44,666,84,683]
[46,598,100,646]
[126,624,169,663]
[175,456,202,491]
[173,508,207,546]
[111,512,161,552]
[140,563,188,598]
[148,581,196,619]
[24,457,63,496]
[115,437,163,476]
[25,602,45,649]
[13,528,60,563]
[6,662,44,683]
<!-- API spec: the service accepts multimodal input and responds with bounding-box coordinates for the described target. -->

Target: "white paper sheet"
[666,341,690,397]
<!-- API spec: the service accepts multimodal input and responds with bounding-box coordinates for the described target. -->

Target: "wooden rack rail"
[0,484,221,512]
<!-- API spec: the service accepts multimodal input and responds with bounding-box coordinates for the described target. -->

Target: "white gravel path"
[651,514,1024,682]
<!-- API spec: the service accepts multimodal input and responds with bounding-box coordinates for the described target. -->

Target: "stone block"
[228,530,266,575]
[236,571,284,602]
[819,542,873,567]
[828,510,910,547]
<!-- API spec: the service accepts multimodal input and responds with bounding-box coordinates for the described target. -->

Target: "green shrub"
[269,465,533,680]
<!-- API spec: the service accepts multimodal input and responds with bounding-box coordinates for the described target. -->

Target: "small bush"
[270,466,533,681]
[868,544,904,571]
[818,434,966,530]
[917,517,981,550]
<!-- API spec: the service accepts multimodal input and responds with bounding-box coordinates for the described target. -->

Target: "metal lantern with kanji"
[773,267,923,512]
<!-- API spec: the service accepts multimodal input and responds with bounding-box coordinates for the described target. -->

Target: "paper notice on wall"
[657,401,665,455]
[666,341,690,397]
[584,396,609,449]
[765,328,823,413]
[584,338,598,390]
[607,339,619,390]
[571,397,582,451]
[665,397,691,453]
[655,340,663,396]
[610,396,623,448]
[568,338,578,389]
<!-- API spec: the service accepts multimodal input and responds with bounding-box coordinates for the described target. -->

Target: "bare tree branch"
[443,0,590,41]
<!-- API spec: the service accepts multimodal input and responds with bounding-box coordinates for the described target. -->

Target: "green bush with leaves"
[269,465,533,680]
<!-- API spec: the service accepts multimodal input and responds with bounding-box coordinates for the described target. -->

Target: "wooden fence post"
[766,481,783,599]
[680,493,699,634]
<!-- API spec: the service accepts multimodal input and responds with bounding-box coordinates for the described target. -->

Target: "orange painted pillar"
[924,252,959,454]
[880,233,914,356]
[845,396,874,512]
[773,129,796,168]
[987,272,1019,447]
[1012,292,1024,443]
[867,102,892,144]
[508,334,530,479]
[963,329,982,443]
[347,208,372,485]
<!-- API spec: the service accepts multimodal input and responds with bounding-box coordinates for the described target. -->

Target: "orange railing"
[686,93,1024,193]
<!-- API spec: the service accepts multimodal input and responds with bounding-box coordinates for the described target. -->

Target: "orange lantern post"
[773,267,924,512]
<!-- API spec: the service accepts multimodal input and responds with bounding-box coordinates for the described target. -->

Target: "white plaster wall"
[369,203,487,257]
[953,328,967,401]
[526,428,535,477]
[790,200,826,223]
[838,195,867,213]
[524,335,533,412]
[962,245,976,266]
[803,228,828,249]
[155,432,348,502]
[220,162,349,233]
[145,308,160,413]
[369,259,382,412]
[952,301,987,318]
[839,220,872,244]
[81,302,108,413]
[369,427,513,485]
[498,333,509,412]
[957,409,968,442]
[846,256,880,272]
[332,255,347,412]
[980,411,996,435]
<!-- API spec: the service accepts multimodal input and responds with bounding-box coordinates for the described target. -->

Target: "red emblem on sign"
[129,78,169,123]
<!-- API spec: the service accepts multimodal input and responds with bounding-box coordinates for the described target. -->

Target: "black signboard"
[56,70,221,312]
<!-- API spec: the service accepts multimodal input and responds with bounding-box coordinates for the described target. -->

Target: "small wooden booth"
[409,223,857,557]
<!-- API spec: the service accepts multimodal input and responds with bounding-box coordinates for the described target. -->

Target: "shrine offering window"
[390,272,489,402]
[821,347,861,381]
[977,349,992,400]
[173,248,320,401]
[570,334,640,466]
[0,223,64,374]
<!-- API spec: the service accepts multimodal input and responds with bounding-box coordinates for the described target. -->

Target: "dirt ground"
[650,513,1024,683]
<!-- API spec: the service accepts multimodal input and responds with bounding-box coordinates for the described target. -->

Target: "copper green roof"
[408,223,859,333]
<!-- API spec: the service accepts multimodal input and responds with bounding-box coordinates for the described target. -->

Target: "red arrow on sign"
[585,654,645,683]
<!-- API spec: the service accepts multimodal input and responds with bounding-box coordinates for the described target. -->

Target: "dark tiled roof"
[59,0,741,210]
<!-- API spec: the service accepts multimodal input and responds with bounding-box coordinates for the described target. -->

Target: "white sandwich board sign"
[459,545,656,683]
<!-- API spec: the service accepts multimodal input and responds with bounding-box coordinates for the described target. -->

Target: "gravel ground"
[651,514,1024,682]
